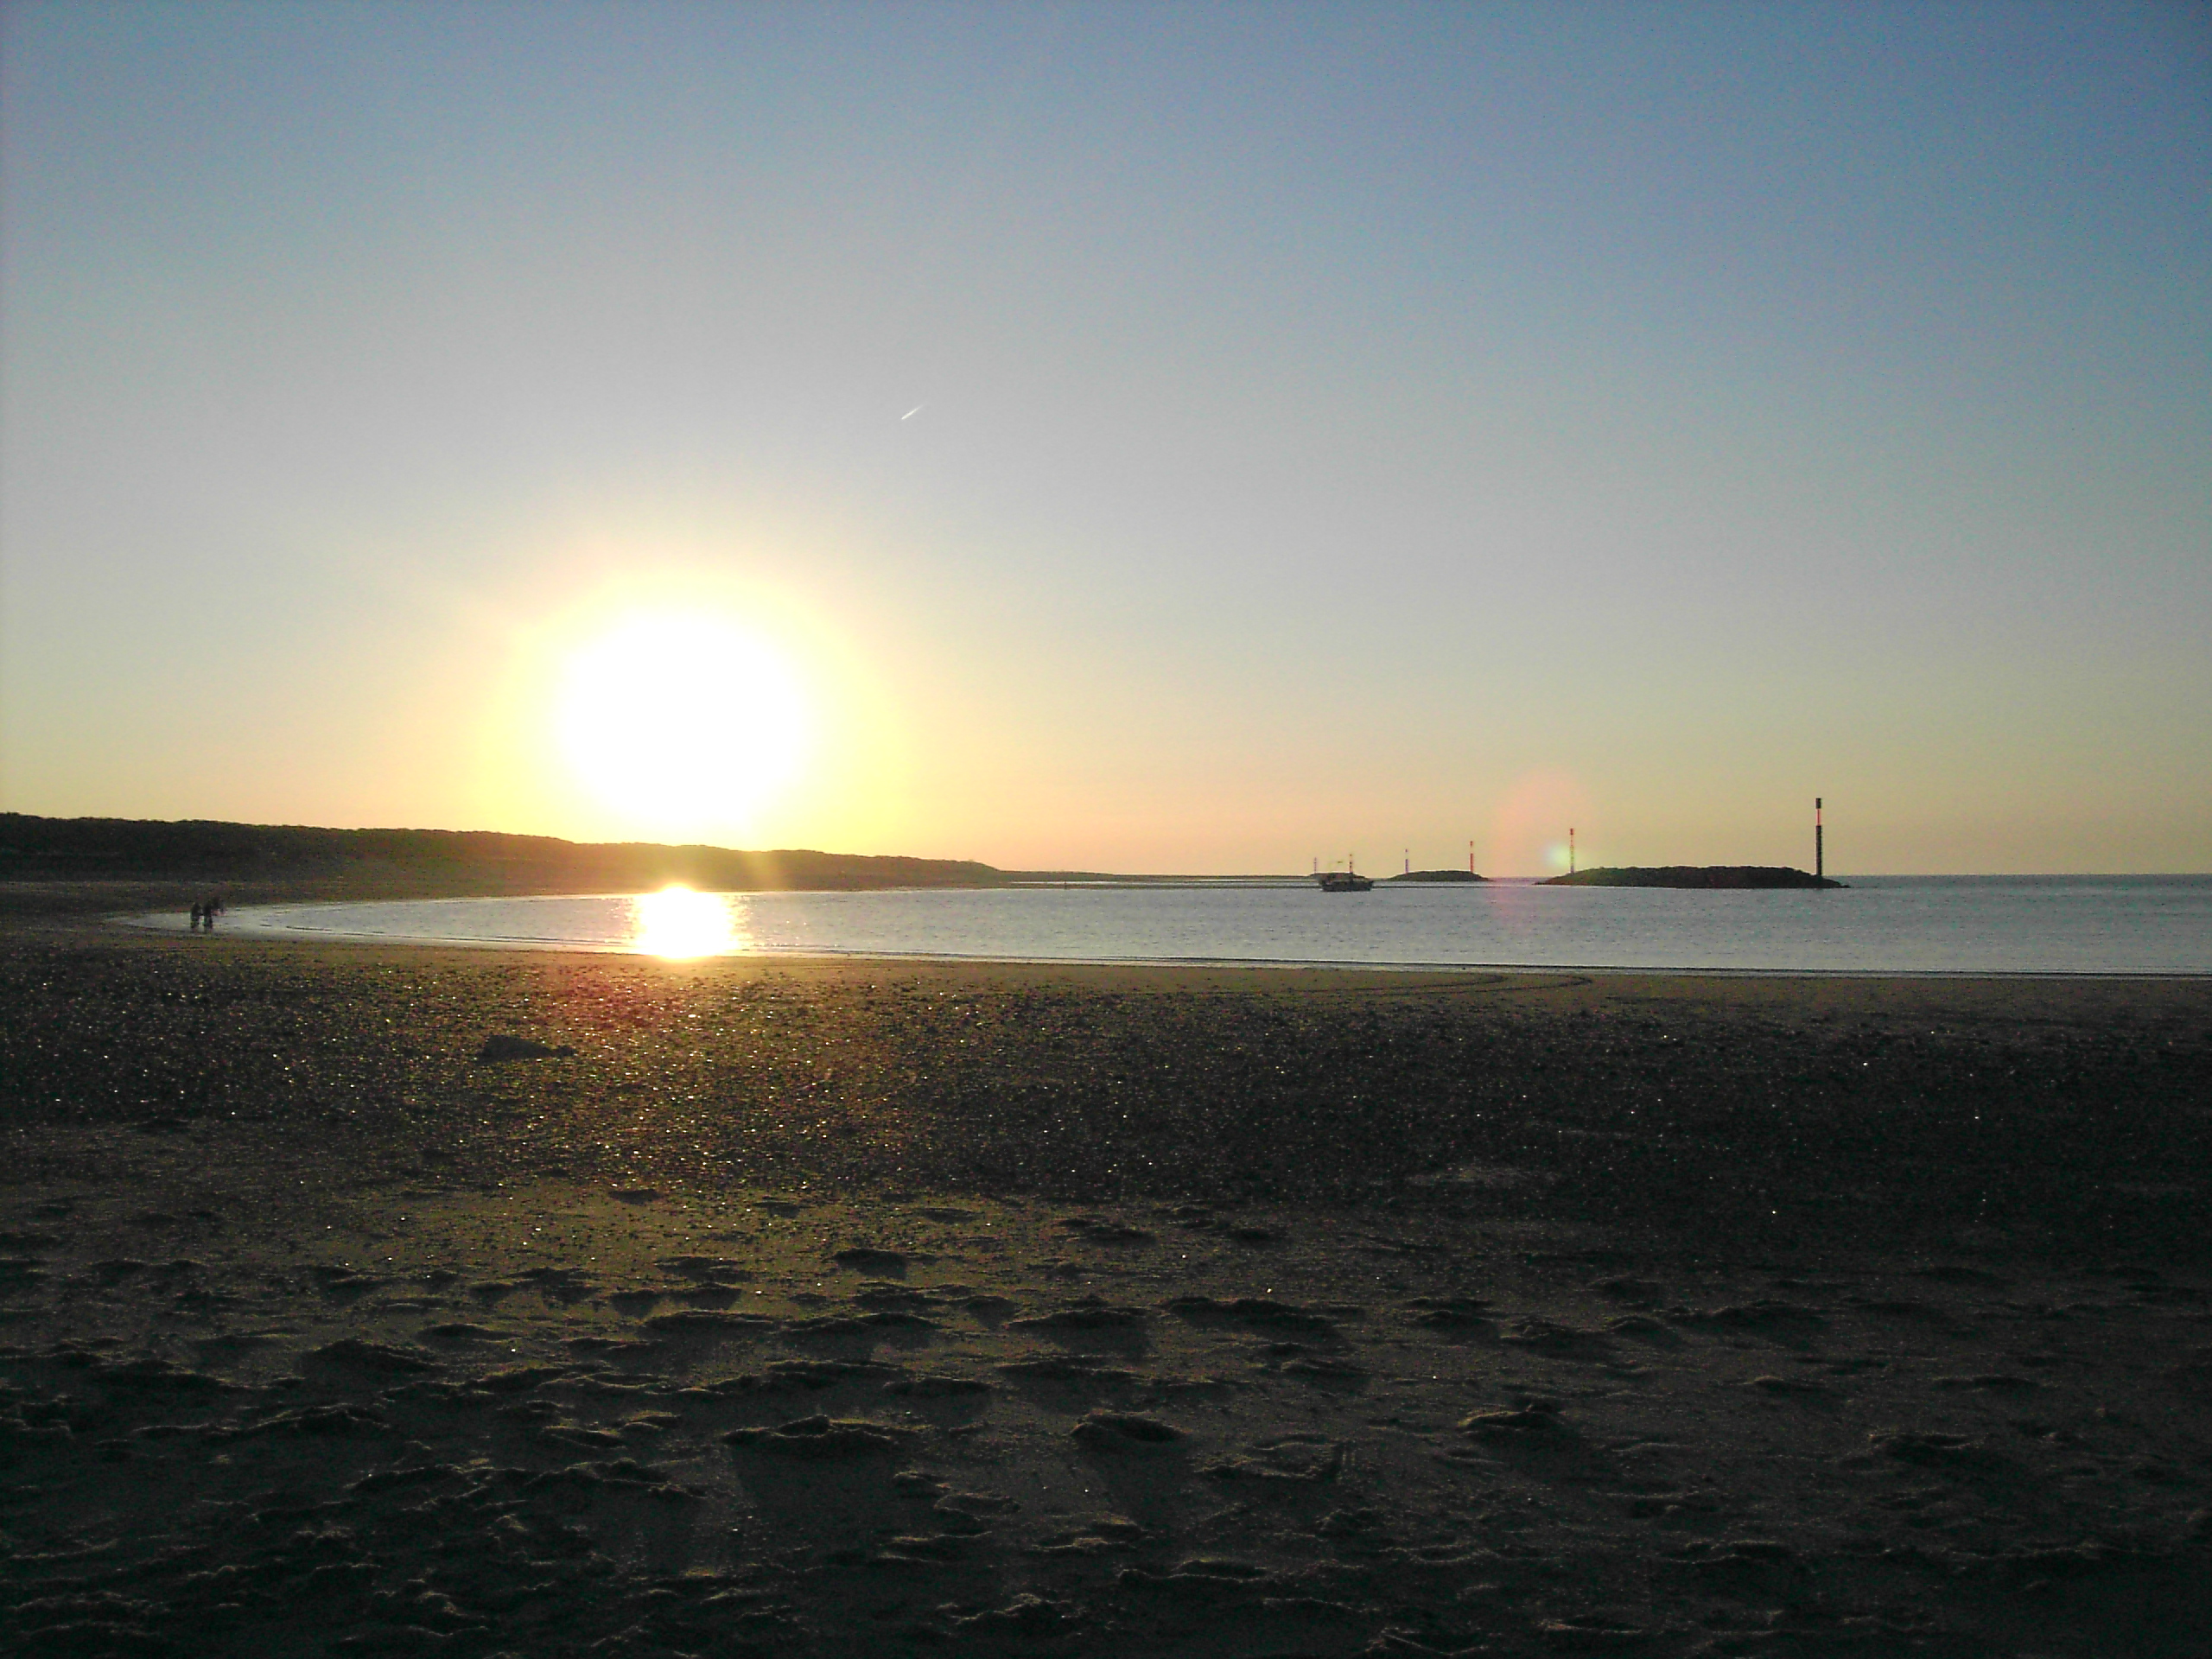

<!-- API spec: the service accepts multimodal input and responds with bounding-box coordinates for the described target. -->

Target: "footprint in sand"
[671,1284,745,1308]
[642,1309,777,1336]
[1058,1216,1158,1245]
[694,1358,897,1396]
[853,1283,932,1312]
[469,1363,569,1395]
[1033,1516,1149,1554]
[1457,1401,1569,1440]
[1405,1297,1493,1332]
[833,1247,908,1274]
[303,1338,442,1376]
[722,1414,918,1458]
[1592,1275,1666,1305]
[1071,1410,1183,1451]
[540,1423,626,1450]
[311,1266,383,1298]
[934,1488,1020,1516]
[516,1267,596,1303]
[1269,1351,1368,1384]
[998,1355,1144,1389]
[1747,1374,1830,1397]
[1499,1319,1612,1360]
[1868,1430,2005,1470]
[1203,1435,1346,1484]
[566,1336,658,1359]
[658,1255,754,1281]
[785,1310,938,1339]
[1166,1295,1342,1338]
[883,1374,993,1398]
[1009,1298,1147,1334]
[1672,1300,1827,1339]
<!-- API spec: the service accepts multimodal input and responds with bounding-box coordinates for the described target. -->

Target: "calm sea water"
[166,876,2212,974]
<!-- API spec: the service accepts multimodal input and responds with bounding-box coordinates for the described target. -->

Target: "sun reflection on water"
[630,886,741,958]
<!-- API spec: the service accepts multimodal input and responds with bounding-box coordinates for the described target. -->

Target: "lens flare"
[1489,768,1593,879]
[631,886,738,958]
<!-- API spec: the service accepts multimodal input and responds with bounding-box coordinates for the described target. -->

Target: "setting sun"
[554,609,809,836]
[629,884,740,958]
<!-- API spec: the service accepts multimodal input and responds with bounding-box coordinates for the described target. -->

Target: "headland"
[1543,864,1843,889]
[0,810,1010,897]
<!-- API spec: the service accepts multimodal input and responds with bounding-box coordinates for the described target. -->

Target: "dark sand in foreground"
[3,892,2209,1656]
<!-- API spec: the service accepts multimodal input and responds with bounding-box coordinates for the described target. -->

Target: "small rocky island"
[1383,868,1487,884]
[1542,865,1842,889]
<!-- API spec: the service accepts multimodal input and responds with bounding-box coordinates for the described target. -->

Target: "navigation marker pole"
[1815,798,1823,880]
[1569,827,1576,875]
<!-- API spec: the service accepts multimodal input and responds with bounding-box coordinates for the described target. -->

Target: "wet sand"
[3,897,2209,1656]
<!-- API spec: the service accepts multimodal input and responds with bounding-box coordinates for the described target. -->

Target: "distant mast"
[1403,849,1410,876]
[1468,838,1475,875]
[1815,798,1823,880]
[1568,827,1576,875]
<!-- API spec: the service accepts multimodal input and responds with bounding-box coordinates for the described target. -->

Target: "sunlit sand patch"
[629,885,741,958]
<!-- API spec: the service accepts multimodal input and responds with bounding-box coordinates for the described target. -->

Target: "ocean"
[161,874,2212,975]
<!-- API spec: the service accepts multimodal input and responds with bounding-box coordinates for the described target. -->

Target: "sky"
[3,2,2207,876]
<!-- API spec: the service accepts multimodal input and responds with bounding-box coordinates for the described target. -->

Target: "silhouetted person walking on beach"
[189,901,202,931]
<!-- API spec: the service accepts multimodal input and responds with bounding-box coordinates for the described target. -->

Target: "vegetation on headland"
[1542,864,1843,889]
[1382,868,1486,883]
[0,812,1009,893]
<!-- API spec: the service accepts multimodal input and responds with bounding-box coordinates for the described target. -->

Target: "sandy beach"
[4,893,2209,1656]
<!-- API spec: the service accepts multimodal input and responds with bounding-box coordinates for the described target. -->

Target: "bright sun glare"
[631,885,739,959]
[556,610,809,834]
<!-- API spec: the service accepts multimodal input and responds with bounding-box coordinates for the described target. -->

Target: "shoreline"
[116,925,2212,982]
[97,887,2212,982]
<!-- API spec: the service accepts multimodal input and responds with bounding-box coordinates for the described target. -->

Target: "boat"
[1314,855,1373,893]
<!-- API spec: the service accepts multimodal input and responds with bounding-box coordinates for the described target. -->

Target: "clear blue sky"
[4,2,2206,873]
